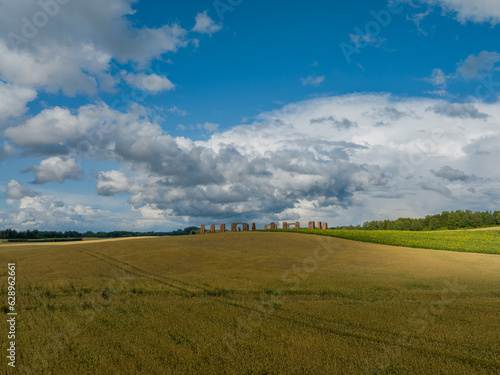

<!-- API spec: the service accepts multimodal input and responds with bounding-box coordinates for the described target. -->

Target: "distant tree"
[448,212,462,230]
[429,217,440,230]
[422,215,431,229]
[482,211,496,226]
[471,212,483,228]
[410,219,423,231]
[350,209,499,232]
[394,219,406,231]
[440,211,450,228]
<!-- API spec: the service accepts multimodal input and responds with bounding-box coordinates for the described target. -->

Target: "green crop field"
[1,232,499,374]
[277,228,500,254]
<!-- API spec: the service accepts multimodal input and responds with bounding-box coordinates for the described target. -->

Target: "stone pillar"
[231,223,236,232]
[210,224,215,233]
[322,223,328,230]
[272,222,277,229]
[318,222,322,230]
[200,225,205,234]
[282,222,288,229]
[295,222,300,229]
[245,223,250,231]
[308,221,315,229]
[252,223,256,231]
[219,224,226,233]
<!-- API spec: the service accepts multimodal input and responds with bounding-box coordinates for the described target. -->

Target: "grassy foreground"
[1,232,499,374]
[277,228,500,254]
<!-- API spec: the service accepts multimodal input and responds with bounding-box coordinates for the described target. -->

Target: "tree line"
[342,210,500,231]
[0,227,199,240]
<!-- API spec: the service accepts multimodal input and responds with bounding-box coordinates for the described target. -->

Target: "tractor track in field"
[74,248,500,371]
[221,299,499,371]
[75,247,207,295]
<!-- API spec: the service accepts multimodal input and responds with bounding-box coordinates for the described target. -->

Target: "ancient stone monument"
[200,224,216,234]
[284,222,300,229]
[232,223,249,231]
[201,220,326,234]
[264,222,277,230]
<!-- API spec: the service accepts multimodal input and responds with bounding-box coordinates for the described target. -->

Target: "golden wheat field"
[1,232,499,374]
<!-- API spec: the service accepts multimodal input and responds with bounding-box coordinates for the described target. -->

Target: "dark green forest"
[344,210,500,231]
[0,227,199,240]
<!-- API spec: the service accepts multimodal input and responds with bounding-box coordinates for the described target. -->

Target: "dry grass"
[0,232,499,374]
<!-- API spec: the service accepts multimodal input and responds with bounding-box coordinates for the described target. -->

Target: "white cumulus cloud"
[192,11,222,35]
[124,73,175,93]
[4,93,500,227]
[0,0,190,95]
[0,81,37,126]
[424,0,500,24]
[24,157,83,184]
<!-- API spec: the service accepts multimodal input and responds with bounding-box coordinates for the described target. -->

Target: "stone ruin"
[199,220,327,233]
[282,222,300,229]
[264,222,278,230]
[308,221,328,230]
[231,223,250,232]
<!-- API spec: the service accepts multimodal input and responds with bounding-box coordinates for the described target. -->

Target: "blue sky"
[1,0,500,231]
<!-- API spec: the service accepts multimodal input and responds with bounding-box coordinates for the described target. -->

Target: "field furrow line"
[74,248,204,295]
[222,299,499,370]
